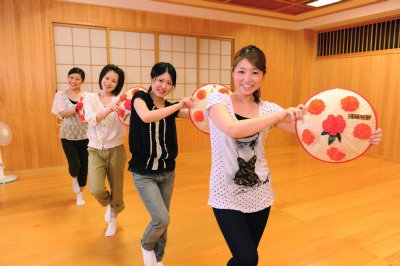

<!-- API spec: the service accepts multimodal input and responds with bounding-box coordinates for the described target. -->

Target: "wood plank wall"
[310,53,400,161]
[0,0,398,171]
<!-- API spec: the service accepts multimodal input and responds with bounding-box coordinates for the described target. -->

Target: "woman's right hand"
[178,97,193,109]
[278,104,306,123]
[106,101,120,113]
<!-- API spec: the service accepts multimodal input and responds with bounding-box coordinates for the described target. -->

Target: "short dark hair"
[68,67,85,81]
[98,64,125,96]
[148,62,177,92]
[232,45,266,103]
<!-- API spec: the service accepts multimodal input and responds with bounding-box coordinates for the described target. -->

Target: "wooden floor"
[1,146,400,266]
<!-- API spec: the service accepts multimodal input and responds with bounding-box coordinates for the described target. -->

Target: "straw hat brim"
[118,86,147,126]
[295,88,378,163]
[189,83,231,134]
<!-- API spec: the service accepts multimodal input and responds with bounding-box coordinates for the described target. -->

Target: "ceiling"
[204,0,323,16]
[153,0,389,21]
[63,0,400,30]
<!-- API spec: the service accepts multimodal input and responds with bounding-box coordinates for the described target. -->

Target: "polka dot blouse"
[205,92,283,213]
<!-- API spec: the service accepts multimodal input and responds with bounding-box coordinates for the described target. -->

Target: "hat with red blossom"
[189,83,232,134]
[117,86,147,126]
[76,93,87,123]
[296,88,378,163]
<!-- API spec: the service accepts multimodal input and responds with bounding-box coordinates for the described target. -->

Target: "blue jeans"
[131,171,175,262]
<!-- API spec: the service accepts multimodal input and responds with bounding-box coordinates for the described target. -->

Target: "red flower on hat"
[308,99,325,115]
[327,147,346,161]
[196,89,207,100]
[75,101,86,123]
[341,96,359,112]
[76,101,83,111]
[302,129,315,145]
[124,100,132,111]
[119,93,127,102]
[353,123,372,140]
[193,110,204,122]
[322,115,346,135]
[219,88,230,94]
[322,115,346,145]
[118,109,125,118]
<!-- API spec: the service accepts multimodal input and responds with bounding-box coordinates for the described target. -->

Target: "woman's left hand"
[370,128,383,144]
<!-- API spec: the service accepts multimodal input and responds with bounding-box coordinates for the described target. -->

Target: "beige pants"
[88,145,127,213]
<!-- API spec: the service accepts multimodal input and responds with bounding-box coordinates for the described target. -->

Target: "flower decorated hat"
[75,92,86,123]
[295,88,378,163]
[117,86,147,126]
[189,83,232,134]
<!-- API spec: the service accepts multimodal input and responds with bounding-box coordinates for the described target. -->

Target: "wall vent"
[317,18,400,57]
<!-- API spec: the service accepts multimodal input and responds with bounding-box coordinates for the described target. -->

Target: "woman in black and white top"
[129,62,192,266]
[205,45,383,265]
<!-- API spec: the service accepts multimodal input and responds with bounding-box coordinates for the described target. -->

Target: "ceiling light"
[306,0,341,7]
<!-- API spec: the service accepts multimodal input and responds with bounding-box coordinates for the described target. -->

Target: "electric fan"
[0,121,17,183]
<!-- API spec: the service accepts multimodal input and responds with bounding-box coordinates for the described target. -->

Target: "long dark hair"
[98,64,125,96]
[68,67,85,81]
[148,62,177,93]
[232,45,266,103]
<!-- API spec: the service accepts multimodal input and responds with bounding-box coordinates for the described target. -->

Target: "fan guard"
[0,121,17,183]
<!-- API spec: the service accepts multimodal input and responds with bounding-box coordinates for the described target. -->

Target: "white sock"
[104,204,112,223]
[72,178,80,193]
[156,262,164,266]
[105,218,117,237]
[141,247,157,266]
[76,192,85,206]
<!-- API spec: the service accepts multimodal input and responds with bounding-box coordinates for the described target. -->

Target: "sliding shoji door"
[109,30,155,90]
[158,34,233,102]
[159,34,198,101]
[53,25,107,92]
[199,38,232,89]
[53,24,233,100]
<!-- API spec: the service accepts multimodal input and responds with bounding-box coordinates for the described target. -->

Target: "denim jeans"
[131,170,175,262]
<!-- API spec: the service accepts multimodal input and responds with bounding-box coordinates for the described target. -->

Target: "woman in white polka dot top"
[205,45,383,265]
[205,45,307,266]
